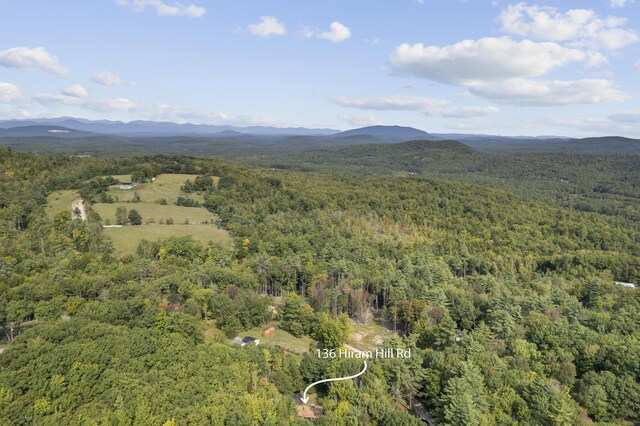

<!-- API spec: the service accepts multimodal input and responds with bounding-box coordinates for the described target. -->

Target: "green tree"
[128,209,142,225]
[313,313,349,349]
[116,207,128,225]
[281,293,314,337]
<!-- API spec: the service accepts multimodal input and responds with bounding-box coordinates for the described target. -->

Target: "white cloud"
[432,105,501,118]
[609,111,640,122]
[246,16,287,38]
[62,84,88,98]
[610,0,632,8]
[332,95,500,118]
[387,36,627,106]
[0,47,68,76]
[302,22,352,43]
[33,92,230,123]
[389,37,600,85]
[91,70,135,86]
[0,107,30,118]
[635,59,640,69]
[541,114,640,136]
[0,83,24,103]
[143,103,229,122]
[318,22,351,43]
[364,37,380,46]
[338,114,383,127]
[116,0,205,18]
[333,95,447,111]
[34,93,136,112]
[499,3,638,50]
[466,78,629,106]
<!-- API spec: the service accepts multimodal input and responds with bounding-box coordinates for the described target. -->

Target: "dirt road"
[71,198,87,221]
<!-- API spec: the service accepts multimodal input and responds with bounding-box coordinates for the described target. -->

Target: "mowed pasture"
[43,174,231,253]
[106,173,217,204]
[94,174,229,252]
[102,224,232,253]
[93,202,214,225]
[46,190,80,217]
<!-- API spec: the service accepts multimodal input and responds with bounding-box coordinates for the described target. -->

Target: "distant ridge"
[277,138,478,173]
[0,117,637,155]
[463,135,640,154]
[334,125,435,141]
[0,117,339,137]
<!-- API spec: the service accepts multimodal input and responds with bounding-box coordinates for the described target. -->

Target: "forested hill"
[268,139,477,173]
[256,140,640,222]
[1,149,639,424]
[465,136,640,154]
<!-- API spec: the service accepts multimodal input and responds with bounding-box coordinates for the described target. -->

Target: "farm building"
[118,182,135,190]
[615,281,636,288]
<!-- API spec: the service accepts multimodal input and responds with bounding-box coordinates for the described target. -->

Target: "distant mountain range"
[0,117,338,137]
[0,118,638,155]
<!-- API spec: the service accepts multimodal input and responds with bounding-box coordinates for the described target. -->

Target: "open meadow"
[92,202,215,224]
[106,173,216,204]
[45,190,79,217]
[102,223,232,253]
[44,174,230,253]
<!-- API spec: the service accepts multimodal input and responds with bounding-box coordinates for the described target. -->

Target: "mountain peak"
[335,125,434,141]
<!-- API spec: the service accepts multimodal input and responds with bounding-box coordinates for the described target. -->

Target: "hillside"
[1,150,640,425]
[275,139,477,173]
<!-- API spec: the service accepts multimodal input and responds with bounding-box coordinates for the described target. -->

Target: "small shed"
[262,327,276,337]
[615,281,636,288]
[119,182,134,190]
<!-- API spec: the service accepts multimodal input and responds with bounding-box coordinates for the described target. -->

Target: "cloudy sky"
[1,0,639,136]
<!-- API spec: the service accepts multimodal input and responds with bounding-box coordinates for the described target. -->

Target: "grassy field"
[243,323,313,355]
[345,320,394,352]
[106,174,216,204]
[45,190,79,217]
[93,202,215,224]
[102,224,231,253]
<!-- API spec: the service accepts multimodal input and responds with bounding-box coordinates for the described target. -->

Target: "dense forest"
[1,147,639,425]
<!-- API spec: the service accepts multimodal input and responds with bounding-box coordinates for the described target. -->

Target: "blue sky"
[1,0,639,136]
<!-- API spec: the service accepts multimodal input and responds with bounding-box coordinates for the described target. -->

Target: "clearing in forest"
[243,324,313,355]
[45,174,231,253]
[102,224,231,253]
[107,173,218,204]
[93,203,214,225]
[346,320,395,352]
[45,190,79,217]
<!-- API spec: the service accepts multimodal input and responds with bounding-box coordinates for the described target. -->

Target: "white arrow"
[300,360,367,404]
